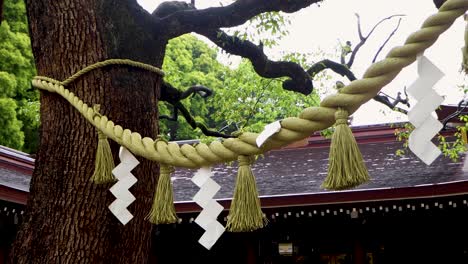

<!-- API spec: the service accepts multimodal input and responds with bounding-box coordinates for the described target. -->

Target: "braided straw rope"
[34,59,165,86]
[32,0,468,169]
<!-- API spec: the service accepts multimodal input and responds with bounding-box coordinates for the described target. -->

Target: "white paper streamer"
[256,120,281,147]
[407,55,445,165]
[108,147,139,225]
[191,167,225,250]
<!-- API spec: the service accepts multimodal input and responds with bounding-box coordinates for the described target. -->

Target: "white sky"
[137,0,467,126]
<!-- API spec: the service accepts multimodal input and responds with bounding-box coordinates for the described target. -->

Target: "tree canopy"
[0,0,37,152]
[0,0,320,148]
[159,34,320,141]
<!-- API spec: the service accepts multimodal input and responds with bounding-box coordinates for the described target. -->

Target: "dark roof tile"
[0,167,31,192]
[171,141,468,201]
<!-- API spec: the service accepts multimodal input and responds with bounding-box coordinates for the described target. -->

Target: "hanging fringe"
[90,105,115,184]
[322,108,369,190]
[146,164,178,224]
[226,155,267,232]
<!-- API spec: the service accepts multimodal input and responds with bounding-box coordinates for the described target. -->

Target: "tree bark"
[10,0,164,263]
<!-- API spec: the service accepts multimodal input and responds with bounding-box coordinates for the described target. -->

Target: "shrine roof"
[0,146,32,204]
[171,138,468,202]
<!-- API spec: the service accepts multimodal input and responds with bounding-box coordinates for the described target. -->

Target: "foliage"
[393,123,413,157]
[160,35,321,141]
[394,85,468,161]
[3,0,29,34]
[0,0,38,152]
[159,11,309,141]
[230,11,291,48]
[320,127,334,139]
[393,121,467,162]
[16,100,40,153]
[0,5,316,148]
[0,98,24,149]
[210,59,320,135]
[160,34,228,140]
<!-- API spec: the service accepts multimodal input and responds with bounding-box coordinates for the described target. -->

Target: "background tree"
[0,0,37,153]
[159,35,321,141]
[158,11,411,142]
[159,34,228,140]
[210,58,320,135]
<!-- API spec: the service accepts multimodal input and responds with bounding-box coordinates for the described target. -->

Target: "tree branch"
[160,104,178,121]
[180,85,213,99]
[198,29,312,95]
[160,81,211,102]
[308,59,357,81]
[306,59,409,114]
[346,14,405,67]
[160,81,183,104]
[356,14,364,40]
[365,15,404,39]
[441,98,468,129]
[153,0,321,39]
[159,81,233,138]
[373,92,408,114]
[372,18,403,63]
[173,101,234,138]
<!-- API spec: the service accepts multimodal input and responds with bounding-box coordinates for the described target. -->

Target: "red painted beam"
[0,147,34,175]
[174,180,468,213]
[0,185,28,205]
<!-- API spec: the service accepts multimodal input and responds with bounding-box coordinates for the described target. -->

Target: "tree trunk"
[10,0,165,263]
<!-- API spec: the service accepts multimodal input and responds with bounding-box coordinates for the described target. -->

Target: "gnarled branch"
[198,29,313,95]
[308,57,409,114]
[154,0,322,39]
[307,58,405,113]
[160,81,211,103]
[159,81,233,138]
[347,14,405,67]
[372,18,403,63]
[173,101,233,138]
[160,102,233,138]
[308,59,357,81]
[159,104,178,121]
[180,85,212,99]
[374,91,409,114]
[153,2,313,95]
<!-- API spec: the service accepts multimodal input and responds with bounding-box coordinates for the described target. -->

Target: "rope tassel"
[90,105,116,184]
[322,108,369,190]
[226,155,267,232]
[146,164,178,224]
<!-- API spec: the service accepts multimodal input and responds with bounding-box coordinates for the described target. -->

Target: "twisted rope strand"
[32,0,468,169]
[35,59,165,86]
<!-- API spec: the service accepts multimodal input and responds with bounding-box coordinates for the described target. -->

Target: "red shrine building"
[0,146,31,262]
[2,109,468,263]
